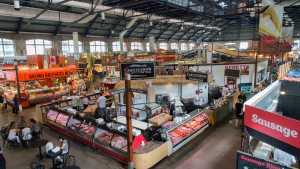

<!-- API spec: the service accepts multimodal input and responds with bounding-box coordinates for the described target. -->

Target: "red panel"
[244,105,300,149]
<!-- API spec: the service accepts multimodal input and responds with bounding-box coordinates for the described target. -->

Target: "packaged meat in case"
[55,113,69,126]
[111,135,127,150]
[47,110,59,121]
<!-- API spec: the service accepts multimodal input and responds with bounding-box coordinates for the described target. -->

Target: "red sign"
[225,64,249,75]
[244,105,300,149]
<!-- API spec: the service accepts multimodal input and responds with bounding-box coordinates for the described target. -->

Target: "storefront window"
[181,43,188,51]
[159,42,168,50]
[170,43,178,50]
[0,38,15,57]
[112,41,127,52]
[26,39,52,55]
[61,40,83,55]
[90,41,106,53]
[131,42,143,51]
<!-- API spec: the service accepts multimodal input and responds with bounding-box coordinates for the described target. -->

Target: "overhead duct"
[34,0,220,30]
[0,3,95,23]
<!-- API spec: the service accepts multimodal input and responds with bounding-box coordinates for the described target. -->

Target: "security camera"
[14,0,20,10]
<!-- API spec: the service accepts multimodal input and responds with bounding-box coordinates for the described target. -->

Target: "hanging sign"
[186,71,208,82]
[239,83,252,94]
[236,151,293,169]
[121,62,155,80]
[225,69,240,77]
[225,64,249,75]
[244,105,300,149]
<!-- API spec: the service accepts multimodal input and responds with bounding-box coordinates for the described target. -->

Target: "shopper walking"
[0,147,6,169]
[12,95,19,114]
[2,94,7,113]
[96,92,106,118]
[235,99,243,128]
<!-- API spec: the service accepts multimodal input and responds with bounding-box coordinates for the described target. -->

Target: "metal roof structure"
[0,0,298,41]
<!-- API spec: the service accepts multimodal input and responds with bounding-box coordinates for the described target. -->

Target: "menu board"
[120,62,155,80]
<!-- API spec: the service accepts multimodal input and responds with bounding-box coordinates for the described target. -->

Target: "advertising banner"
[259,5,283,38]
[244,105,300,149]
[120,62,155,80]
[236,151,293,169]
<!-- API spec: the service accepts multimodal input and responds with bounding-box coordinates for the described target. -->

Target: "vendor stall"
[40,88,211,169]
[1,65,77,107]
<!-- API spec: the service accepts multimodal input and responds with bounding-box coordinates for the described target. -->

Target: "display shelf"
[165,110,209,153]
[172,124,209,153]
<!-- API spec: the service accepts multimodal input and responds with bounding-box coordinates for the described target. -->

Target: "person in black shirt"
[235,99,244,128]
[0,147,6,169]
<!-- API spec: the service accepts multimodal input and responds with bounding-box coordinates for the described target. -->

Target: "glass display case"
[164,109,209,153]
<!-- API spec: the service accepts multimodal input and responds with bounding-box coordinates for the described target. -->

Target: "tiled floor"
[0,106,241,169]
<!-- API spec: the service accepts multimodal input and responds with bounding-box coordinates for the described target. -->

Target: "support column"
[14,38,26,56]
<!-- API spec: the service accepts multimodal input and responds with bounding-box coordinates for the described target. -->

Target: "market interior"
[0,0,299,169]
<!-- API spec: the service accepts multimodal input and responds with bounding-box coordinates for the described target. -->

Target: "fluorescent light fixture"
[280,91,286,95]
[224,42,236,46]
[14,0,20,10]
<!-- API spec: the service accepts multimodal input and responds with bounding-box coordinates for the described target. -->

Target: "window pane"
[62,40,68,46]
[79,46,83,53]
[36,45,44,54]
[181,43,187,51]
[90,41,95,46]
[44,40,52,46]
[90,46,95,53]
[35,39,44,45]
[26,45,36,55]
[62,45,69,54]
[2,39,13,45]
[45,45,52,49]
[189,43,195,50]
[0,46,4,57]
[70,46,74,53]
[4,45,14,57]
[26,40,34,45]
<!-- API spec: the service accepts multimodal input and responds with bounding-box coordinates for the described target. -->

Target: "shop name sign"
[252,114,298,138]
[186,71,208,82]
[236,151,292,169]
[244,105,300,149]
[121,62,155,80]
[225,64,249,75]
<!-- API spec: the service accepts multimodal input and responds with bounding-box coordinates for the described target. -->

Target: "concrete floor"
[0,107,241,169]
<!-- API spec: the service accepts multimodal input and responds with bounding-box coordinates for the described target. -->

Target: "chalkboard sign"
[186,71,208,82]
[225,69,240,77]
[121,62,155,80]
[236,151,292,169]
